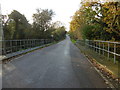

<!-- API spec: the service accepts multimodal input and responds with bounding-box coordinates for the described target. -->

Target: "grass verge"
[71,39,76,44]
[76,43,119,77]
[71,39,119,88]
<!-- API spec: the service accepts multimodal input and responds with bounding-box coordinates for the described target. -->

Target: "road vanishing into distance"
[3,36,109,88]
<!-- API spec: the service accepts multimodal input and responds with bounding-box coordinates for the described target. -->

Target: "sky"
[1,0,81,31]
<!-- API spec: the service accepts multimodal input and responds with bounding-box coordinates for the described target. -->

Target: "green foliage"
[69,1,120,41]
[52,26,66,41]
[3,10,30,39]
[81,24,94,40]
[2,9,66,41]
[71,39,76,44]
[32,9,54,39]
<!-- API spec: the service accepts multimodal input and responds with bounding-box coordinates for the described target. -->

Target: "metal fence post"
[114,43,116,64]
[94,41,96,51]
[34,39,35,47]
[10,40,12,53]
[88,40,90,48]
[99,41,100,55]
[32,40,33,48]
[85,40,86,47]
[3,40,6,55]
[108,42,110,60]
[26,40,27,49]
[96,42,97,53]
[40,40,41,45]
[20,40,22,51]
[24,40,25,49]
[77,39,120,64]
[103,43,104,56]
[89,41,91,48]
[44,39,45,44]
[31,40,33,48]
[27,39,29,49]
[35,40,37,47]
[34,40,35,47]
[16,40,17,52]
[39,40,41,46]
[36,40,37,46]
[28,40,29,49]
[30,40,32,48]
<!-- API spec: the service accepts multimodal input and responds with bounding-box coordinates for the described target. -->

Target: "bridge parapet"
[0,39,53,60]
[77,40,120,64]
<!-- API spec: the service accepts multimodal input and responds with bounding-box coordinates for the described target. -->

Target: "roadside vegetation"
[69,0,120,87]
[69,1,120,41]
[71,39,76,44]
[75,42,119,88]
[69,0,120,62]
[2,9,66,41]
[76,42,119,77]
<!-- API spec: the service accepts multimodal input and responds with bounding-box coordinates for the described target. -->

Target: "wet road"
[3,36,108,88]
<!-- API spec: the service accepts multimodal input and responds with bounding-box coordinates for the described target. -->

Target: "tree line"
[2,9,66,41]
[69,1,120,41]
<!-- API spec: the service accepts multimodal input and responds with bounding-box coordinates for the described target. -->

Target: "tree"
[3,9,66,41]
[69,1,120,41]
[32,9,54,39]
[102,2,120,41]
[52,26,66,41]
[3,10,31,40]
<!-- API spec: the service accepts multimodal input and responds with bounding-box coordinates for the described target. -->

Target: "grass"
[71,39,76,44]
[70,39,119,77]
[76,43,119,78]
[3,41,59,63]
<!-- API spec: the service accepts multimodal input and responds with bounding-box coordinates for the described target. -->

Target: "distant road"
[3,36,109,88]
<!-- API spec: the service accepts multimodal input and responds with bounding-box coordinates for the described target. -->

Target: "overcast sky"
[1,0,81,31]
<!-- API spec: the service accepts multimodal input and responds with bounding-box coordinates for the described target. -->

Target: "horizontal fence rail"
[77,40,120,64]
[0,39,53,56]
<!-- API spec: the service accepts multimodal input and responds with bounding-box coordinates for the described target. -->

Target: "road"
[2,36,109,88]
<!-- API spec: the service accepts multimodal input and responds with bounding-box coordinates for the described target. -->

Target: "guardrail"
[0,39,53,56]
[77,40,120,64]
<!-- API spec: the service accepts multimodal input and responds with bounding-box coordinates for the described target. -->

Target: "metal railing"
[0,39,53,55]
[77,40,120,64]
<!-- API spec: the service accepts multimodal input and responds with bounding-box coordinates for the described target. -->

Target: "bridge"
[1,35,116,88]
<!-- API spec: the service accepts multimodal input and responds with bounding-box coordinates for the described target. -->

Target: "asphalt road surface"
[2,36,109,88]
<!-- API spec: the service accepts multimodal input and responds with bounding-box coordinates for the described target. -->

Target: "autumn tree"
[102,2,120,41]
[69,1,120,41]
